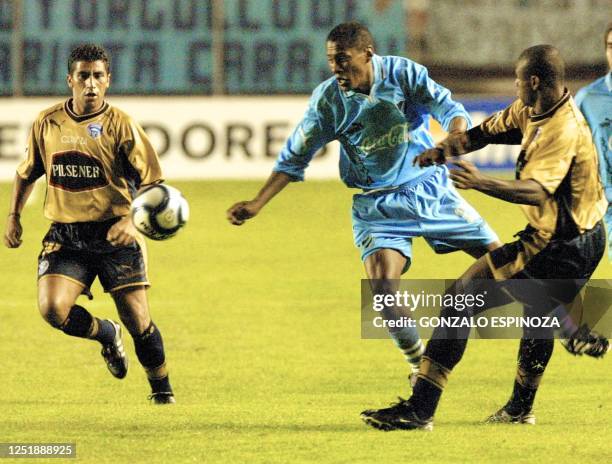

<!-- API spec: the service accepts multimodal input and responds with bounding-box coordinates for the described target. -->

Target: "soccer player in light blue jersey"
[227,22,501,387]
[575,22,612,260]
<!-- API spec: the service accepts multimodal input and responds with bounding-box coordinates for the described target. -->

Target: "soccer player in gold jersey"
[361,45,608,430]
[3,44,175,404]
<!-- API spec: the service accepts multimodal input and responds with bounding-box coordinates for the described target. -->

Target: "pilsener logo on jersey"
[49,151,108,192]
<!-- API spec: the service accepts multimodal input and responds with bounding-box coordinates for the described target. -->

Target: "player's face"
[606,30,612,71]
[514,60,536,107]
[326,41,373,93]
[67,60,111,115]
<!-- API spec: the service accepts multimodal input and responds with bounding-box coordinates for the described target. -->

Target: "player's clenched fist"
[106,215,137,246]
[227,201,260,225]
[413,132,471,168]
[413,147,445,167]
[3,215,23,248]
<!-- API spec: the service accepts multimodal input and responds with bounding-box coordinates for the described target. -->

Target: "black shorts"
[37,219,149,293]
[486,221,605,307]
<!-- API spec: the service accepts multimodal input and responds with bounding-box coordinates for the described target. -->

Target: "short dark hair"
[67,44,110,73]
[604,22,612,47]
[518,44,565,87]
[326,21,374,50]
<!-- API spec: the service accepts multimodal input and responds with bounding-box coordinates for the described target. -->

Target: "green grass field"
[1,179,610,463]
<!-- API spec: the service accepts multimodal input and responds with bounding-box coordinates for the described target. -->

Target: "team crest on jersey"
[87,123,103,139]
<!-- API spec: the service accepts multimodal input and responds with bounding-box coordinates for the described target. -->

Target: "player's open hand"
[227,201,260,226]
[107,215,137,246]
[449,159,482,190]
[3,215,23,248]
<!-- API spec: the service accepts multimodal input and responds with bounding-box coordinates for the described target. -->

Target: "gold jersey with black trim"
[474,90,606,238]
[468,90,607,280]
[17,99,163,223]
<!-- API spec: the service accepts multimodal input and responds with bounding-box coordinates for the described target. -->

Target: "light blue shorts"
[605,204,612,261]
[352,166,498,271]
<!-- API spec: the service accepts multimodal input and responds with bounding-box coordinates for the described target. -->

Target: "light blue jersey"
[273,54,498,269]
[575,73,612,202]
[576,73,612,259]
[274,54,472,189]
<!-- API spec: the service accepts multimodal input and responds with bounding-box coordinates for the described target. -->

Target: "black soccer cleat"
[485,407,536,425]
[100,320,128,379]
[561,324,610,359]
[361,398,433,431]
[149,392,176,405]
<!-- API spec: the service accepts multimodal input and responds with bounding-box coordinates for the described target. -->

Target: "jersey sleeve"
[274,86,336,181]
[405,62,472,131]
[16,118,45,182]
[117,116,163,188]
[520,130,575,194]
[480,99,527,135]
[465,100,526,150]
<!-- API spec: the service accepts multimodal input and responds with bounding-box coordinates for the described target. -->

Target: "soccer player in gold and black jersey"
[361,45,609,431]
[2,44,175,404]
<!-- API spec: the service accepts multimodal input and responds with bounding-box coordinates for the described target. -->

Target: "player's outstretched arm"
[414,116,471,167]
[227,171,293,226]
[450,159,548,206]
[414,131,472,168]
[3,174,36,248]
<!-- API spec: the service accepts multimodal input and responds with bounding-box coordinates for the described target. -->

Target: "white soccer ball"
[131,184,189,240]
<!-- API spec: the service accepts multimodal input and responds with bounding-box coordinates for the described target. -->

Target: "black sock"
[133,322,173,394]
[408,329,469,419]
[412,377,444,419]
[410,352,455,419]
[505,381,538,416]
[59,306,118,346]
[149,376,173,394]
[92,318,116,345]
[60,305,95,338]
[505,338,554,415]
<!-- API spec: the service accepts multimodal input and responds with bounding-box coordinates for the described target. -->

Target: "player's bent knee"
[118,311,150,337]
[37,297,72,328]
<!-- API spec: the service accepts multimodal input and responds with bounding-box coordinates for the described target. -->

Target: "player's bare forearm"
[449,159,547,206]
[478,177,547,205]
[227,171,293,225]
[7,174,36,216]
[252,171,292,207]
[3,175,36,248]
[470,175,547,206]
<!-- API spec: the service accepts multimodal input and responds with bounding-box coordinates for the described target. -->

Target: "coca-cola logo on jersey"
[49,151,108,192]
